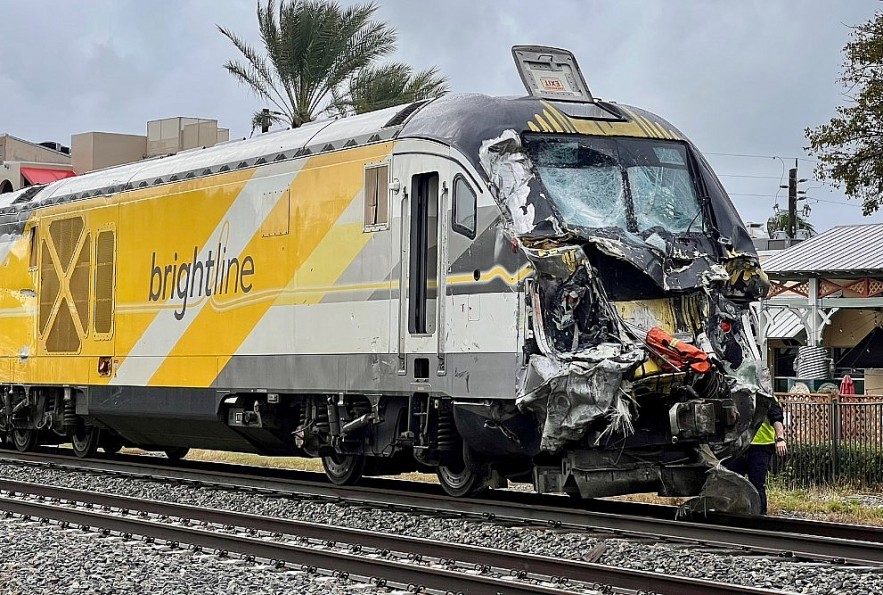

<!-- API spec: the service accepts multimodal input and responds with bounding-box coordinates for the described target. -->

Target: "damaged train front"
[480,127,774,514]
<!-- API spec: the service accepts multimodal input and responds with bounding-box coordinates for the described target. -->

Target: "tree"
[766,211,815,238]
[327,63,448,116]
[219,0,447,129]
[805,11,883,215]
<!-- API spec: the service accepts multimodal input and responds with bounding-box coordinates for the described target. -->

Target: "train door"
[392,150,451,382]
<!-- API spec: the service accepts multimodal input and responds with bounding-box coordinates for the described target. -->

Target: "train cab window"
[452,175,477,238]
[363,163,389,230]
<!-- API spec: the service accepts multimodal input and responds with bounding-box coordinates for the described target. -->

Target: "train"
[0,46,773,513]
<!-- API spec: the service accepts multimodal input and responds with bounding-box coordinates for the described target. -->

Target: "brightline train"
[0,47,772,512]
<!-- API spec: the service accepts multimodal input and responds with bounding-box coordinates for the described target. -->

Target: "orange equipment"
[645,327,712,374]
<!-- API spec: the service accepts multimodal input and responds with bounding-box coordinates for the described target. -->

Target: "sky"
[0,0,879,232]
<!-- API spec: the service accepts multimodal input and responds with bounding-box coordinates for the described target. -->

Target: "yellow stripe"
[448,264,532,286]
[535,114,554,132]
[113,170,255,369]
[649,120,670,139]
[542,110,565,133]
[527,121,541,132]
[637,115,660,138]
[148,143,394,387]
[544,107,575,133]
[616,107,654,138]
[542,102,578,133]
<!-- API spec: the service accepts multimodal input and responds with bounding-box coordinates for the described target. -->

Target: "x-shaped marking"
[42,228,89,341]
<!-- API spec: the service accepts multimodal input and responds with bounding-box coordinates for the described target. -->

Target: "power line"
[716,173,783,180]
[806,195,865,208]
[728,193,783,197]
[728,192,862,208]
[705,151,818,163]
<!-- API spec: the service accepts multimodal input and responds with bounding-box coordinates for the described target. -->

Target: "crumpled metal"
[679,446,762,516]
[517,351,642,452]
[479,130,538,234]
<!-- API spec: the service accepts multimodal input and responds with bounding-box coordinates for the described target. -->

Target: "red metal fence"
[770,393,883,486]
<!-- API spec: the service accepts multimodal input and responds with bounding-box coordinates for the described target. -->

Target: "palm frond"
[219,0,441,127]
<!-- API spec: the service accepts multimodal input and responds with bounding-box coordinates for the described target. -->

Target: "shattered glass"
[534,140,628,229]
[628,164,700,233]
[524,135,703,236]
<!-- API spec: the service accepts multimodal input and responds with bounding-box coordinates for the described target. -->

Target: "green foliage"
[220,0,448,130]
[327,63,448,116]
[766,211,815,237]
[805,11,883,215]
[771,442,883,487]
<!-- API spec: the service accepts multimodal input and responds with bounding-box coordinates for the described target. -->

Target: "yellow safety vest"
[752,421,776,445]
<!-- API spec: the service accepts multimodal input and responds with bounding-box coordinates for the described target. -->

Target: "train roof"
[0,94,689,219]
[0,101,413,216]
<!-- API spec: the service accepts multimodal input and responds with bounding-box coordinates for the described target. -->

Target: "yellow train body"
[0,142,393,389]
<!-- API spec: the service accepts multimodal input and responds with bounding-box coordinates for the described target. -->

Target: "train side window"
[409,172,439,334]
[452,175,477,239]
[94,229,116,337]
[28,226,38,269]
[364,163,389,231]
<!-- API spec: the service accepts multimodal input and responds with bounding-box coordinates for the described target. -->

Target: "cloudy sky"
[0,1,879,231]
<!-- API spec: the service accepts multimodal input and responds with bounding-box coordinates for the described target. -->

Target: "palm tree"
[219,0,397,128]
[327,63,449,116]
[766,211,816,238]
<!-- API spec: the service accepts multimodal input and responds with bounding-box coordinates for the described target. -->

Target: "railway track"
[2,449,882,567]
[0,479,780,595]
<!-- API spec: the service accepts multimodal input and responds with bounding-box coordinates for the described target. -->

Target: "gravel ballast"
[1,461,881,594]
[0,516,394,594]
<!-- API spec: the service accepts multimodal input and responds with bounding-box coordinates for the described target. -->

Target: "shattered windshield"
[524,135,703,234]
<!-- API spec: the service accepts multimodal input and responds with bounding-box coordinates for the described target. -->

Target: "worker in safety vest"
[724,398,787,514]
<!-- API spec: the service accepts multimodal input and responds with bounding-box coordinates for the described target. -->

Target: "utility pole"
[787,159,798,239]
[261,108,270,134]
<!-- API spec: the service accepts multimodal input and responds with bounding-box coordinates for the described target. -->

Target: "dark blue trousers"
[724,444,774,514]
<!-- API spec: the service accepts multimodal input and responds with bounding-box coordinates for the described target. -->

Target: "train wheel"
[101,435,124,455]
[71,427,99,458]
[12,429,38,452]
[321,452,365,485]
[164,447,189,461]
[436,449,490,497]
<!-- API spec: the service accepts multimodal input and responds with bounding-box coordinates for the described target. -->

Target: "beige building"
[71,132,148,175]
[0,135,75,194]
[2,117,231,193]
[72,117,230,175]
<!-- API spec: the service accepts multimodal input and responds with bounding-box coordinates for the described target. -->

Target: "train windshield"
[524,135,703,234]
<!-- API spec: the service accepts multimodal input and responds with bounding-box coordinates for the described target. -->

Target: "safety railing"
[769,393,883,487]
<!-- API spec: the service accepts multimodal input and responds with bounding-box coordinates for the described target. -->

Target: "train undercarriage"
[0,378,759,511]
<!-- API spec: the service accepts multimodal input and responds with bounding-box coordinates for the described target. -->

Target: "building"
[72,117,230,174]
[760,223,883,394]
[0,134,75,193]
[2,117,230,191]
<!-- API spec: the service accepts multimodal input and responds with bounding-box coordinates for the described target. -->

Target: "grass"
[614,482,883,526]
[129,449,883,525]
[183,449,325,472]
[174,449,438,483]
[766,483,883,525]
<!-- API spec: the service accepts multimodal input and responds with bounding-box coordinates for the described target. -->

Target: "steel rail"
[0,494,569,595]
[3,450,883,566]
[0,480,785,595]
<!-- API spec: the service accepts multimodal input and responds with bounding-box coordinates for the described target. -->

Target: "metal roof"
[762,223,883,278]
[763,307,805,340]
